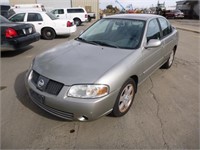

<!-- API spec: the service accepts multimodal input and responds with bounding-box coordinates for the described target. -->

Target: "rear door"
[157,17,174,60]
[26,13,44,34]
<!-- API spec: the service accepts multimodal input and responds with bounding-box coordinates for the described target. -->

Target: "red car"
[165,10,184,19]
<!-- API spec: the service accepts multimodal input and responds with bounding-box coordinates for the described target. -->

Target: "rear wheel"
[162,50,175,69]
[42,28,56,40]
[74,18,81,26]
[88,16,91,22]
[111,78,136,117]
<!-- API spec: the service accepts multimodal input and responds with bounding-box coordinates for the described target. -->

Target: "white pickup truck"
[51,7,88,26]
[87,12,95,22]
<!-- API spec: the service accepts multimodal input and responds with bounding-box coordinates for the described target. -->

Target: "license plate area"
[30,89,45,104]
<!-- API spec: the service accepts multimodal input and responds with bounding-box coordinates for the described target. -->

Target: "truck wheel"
[42,28,56,40]
[111,78,136,117]
[88,16,91,22]
[74,18,81,26]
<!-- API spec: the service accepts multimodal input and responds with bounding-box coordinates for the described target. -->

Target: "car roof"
[52,7,85,9]
[105,14,162,21]
[13,11,46,14]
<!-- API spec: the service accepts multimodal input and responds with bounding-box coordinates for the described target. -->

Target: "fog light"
[78,116,88,121]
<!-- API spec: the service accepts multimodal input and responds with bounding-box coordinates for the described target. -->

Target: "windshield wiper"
[75,37,99,45]
[75,37,100,45]
[88,40,119,48]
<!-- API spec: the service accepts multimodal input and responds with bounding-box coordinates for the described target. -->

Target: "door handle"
[38,23,42,25]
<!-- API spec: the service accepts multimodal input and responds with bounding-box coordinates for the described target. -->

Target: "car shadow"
[14,71,67,121]
[1,45,33,57]
[56,34,71,39]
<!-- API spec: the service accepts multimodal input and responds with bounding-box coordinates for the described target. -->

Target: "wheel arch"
[73,17,81,21]
[41,27,56,35]
[130,75,138,93]
[173,45,177,54]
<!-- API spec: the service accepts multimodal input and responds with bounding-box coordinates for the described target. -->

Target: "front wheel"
[111,78,136,117]
[162,50,175,69]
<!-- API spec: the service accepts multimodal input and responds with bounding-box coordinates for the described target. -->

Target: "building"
[176,0,199,19]
[72,0,99,19]
[8,0,99,18]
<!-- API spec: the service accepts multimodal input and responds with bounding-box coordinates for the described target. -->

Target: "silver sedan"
[25,14,179,121]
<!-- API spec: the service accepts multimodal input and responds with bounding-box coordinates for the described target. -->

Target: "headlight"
[67,84,109,98]
[27,58,35,80]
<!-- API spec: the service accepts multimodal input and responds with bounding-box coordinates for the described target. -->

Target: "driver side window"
[9,13,25,22]
[146,19,161,42]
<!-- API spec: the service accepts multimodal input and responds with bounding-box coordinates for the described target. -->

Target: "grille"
[31,70,64,95]
[30,89,74,120]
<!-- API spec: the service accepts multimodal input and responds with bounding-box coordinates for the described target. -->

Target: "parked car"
[25,14,179,121]
[51,7,88,26]
[0,15,40,51]
[9,11,76,40]
[165,9,184,19]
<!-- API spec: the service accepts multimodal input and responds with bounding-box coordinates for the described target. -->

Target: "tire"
[42,28,56,40]
[74,18,81,26]
[161,50,175,69]
[88,16,91,22]
[111,78,136,117]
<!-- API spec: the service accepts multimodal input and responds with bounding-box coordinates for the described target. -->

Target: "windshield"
[77,18,145,49]
[46,12,58,20]
[0,15,10,23]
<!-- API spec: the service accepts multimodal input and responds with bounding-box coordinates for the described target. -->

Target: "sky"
[99,0,177,9]
[0,0,177,9]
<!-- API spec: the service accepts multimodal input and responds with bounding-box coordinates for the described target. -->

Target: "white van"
[51,7,88,26]
[8,4,46,17]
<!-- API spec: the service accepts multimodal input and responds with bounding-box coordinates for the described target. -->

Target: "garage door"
[37,0,71,11]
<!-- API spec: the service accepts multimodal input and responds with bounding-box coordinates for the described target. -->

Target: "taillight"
[85,14,88,18]
[67,21,73,27]
[6,28,18,38]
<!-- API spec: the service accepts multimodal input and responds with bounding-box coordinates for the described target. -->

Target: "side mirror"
[56,15,59,17]
[145,39,162,49]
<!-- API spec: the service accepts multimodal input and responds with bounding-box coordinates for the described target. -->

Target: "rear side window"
[27,13,43,21]
[67,9,84,13]
[9,13,25,22]
[158,18,172,37]
[52,9,64,14]
[146,19,161,42]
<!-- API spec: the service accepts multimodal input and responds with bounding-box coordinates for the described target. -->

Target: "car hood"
[33,40,133,85]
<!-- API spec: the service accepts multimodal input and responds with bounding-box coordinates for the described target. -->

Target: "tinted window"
[67,9,84,13]
[9,13,25,22]
[158,18,172,37]
[27,13,43,21]
[52,9,64,14]
[146,19,161,42]
[46,12,58,20]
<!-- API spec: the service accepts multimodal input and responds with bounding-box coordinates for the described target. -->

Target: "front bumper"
[25,70,119,121]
